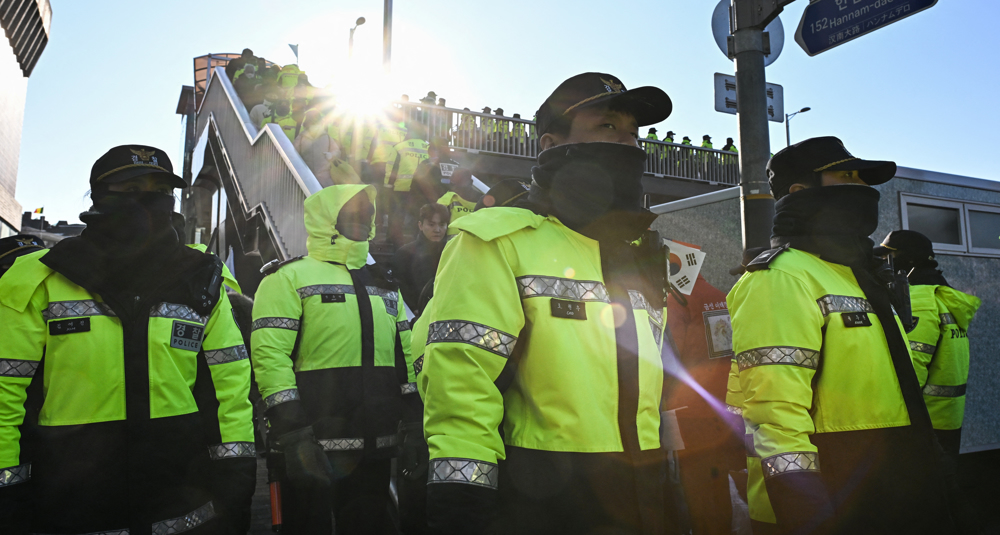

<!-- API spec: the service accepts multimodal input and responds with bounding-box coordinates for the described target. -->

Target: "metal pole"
[349,28,355,59]
[785,113,791,147]
[383,0,392,73]
[733,24,774,251]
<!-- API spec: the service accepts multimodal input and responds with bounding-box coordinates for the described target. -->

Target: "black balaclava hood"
[527,142,654,243]
[771,184,880,268]
[80,190,179,258]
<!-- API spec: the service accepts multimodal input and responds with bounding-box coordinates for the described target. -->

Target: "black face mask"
[528,142,653,242]
[81,191,178,254]
[771,184,880,267]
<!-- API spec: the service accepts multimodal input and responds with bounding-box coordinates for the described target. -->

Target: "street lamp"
[785,107,811,147]
[349,17,366,59]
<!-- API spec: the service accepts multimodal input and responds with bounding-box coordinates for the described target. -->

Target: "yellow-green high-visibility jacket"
[512,123,526,140]
[263,109,300,141]
[419,207,667,490]
[480,116,495,134]
[386,139,429,192]
[726,358,777,525]
[907,284,980,430]
[369,121,408,165]
[436,191,476,235]
[458,115,476,132]
[251,184,413,455]
[410,302,431,392]
[276,64,302,97]
[0,245,254,533]
[729,247,932,527]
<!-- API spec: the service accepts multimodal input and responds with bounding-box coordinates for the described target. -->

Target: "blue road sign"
[795,0,937,56]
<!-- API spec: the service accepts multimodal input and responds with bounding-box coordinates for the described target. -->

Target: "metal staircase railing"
[194,66,327,261]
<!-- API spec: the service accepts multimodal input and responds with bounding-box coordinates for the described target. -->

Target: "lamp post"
[383,0,392,73]
[785,107,811,147]
[349,17,365,59]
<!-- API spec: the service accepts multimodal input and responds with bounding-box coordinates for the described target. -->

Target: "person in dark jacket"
[391,203,449,314]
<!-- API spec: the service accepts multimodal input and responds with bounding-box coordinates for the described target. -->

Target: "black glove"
[276,426,334,488]
[398,422,429,481]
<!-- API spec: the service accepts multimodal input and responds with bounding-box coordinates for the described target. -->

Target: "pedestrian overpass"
[178,54,740,294]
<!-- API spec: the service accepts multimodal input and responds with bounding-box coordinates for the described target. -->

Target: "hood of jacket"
[304,184,376,269]
[936,286,981,330]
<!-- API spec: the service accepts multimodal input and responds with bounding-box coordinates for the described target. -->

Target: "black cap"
[649,128,657,133]
[767,136,896,200]
[495,108,504,115]
[727,137,734,142]
[475,179,531,211]
[703,135,711,140]
[873,230,934,260]
[535,73,672,137]
[666,131,675,137]
[0,234,45,265]
[482,106,491,113]
[90,145,186,189]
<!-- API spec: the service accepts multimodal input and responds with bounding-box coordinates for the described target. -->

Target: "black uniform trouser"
[281,453,391,535]
[490,447,667,535]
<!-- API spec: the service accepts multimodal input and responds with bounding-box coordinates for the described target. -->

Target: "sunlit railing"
[195,67,326,260]
[396,102,740,185]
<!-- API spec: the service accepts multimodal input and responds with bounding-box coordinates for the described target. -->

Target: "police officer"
[368,106,409,183]
[0,234,45,277]
[251,184,413,535]
[722,138,737,153]
[0,145,256,535]
[874,230,981,462]
[385,134,430,245]
[435,169,480,235]
[419,72,673,535]
[646,127,658,141]
[412,137,460,207]
[729,137,957,534]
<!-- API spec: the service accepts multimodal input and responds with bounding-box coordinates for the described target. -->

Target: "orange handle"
[269,481,283,531]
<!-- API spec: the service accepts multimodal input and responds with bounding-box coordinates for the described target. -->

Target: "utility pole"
[383,0,392,73]
[730,0,794,251]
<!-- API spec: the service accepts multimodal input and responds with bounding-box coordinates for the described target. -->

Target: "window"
[900,193,1000,257]
[968,206,1000,254]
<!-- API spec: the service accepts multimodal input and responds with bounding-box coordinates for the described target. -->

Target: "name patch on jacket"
[49,318,91,335]
[841,312,872,328]
[551,299,587,320]
[321,293,346,303]
[171,321,205,351]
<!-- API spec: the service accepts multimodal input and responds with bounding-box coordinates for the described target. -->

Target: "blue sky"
[16,0,999,224]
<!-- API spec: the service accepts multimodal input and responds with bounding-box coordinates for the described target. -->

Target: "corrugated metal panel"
[0,0,50,77]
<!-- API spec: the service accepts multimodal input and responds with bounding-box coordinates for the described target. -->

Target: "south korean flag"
[663,239,706,296]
